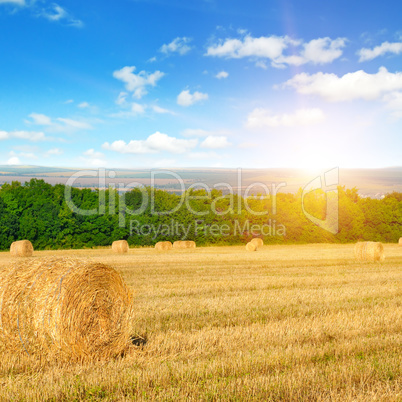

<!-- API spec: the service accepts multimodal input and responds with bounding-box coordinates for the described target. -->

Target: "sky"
[1,0,402,169]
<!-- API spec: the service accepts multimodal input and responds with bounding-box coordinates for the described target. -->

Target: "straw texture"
[155,241,173,251]
[173,241,196,249]
[0,257,133,360]
[112,240,129,254]
[245,242,257,252]
[354,242,385,262]
[10,240,34,257]
[250,238,263,249]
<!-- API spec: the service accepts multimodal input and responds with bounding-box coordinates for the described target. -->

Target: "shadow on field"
[130,334,148,347]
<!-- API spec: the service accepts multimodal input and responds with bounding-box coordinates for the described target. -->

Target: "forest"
[0,179,401,250]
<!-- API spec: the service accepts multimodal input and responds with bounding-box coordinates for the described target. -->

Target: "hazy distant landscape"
[1,165,401,198]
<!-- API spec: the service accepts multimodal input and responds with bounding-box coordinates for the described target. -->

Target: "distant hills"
[0,165,401,198]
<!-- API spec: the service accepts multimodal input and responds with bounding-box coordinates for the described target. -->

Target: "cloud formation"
[358,41,402,62]
[206,35,346,68]
[160,37,192,55]
[0,0,25,5]
[27,113,93,132]
[215,71,229,79]
[103,132,198,154]
[177,90,208,106]
[246,108,325,128]
[113,66,164,99]
[281,67,402,102]
[201,136,231,149]
[0,130,47,141]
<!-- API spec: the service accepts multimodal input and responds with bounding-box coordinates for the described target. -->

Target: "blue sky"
[1,0,402,169]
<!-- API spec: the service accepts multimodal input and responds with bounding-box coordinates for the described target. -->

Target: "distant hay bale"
[112,240,129,254]
[0,257,133,361]
[399,237,402,246]
[155,241,173,251]
[250,238,263,249]
[354,241,385,262]
[10,240,34,257]
[173,240,196,249]
[245,242,257,252]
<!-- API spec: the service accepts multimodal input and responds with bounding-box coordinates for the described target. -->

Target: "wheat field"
[0,244,401,401]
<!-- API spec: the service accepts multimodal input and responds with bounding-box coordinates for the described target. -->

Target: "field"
[0,244,401,401]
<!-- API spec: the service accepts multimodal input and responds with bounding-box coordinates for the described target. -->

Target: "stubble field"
[0,243,401,401]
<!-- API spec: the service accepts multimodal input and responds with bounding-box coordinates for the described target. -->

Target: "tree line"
[0,179,401,250]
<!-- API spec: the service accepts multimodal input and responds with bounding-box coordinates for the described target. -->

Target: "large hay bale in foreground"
[173,240,196,249]
[354,242,385,262]
[250,238,263,249]
[10,240,34,257]
[245,242,257,252]
[0,257,133,360]
[112,240,129,254]
[155,241,173,251]
[399,237,402,246]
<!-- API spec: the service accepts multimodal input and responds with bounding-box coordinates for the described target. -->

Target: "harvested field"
[0,243,400,400]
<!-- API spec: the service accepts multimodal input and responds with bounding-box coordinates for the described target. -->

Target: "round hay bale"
[10,240,34,257]
[173,240,196,249]
[354,241,385,262]
[155,241,173,251]
[0,257,133,360]
[112,240,129,254]
[250,238,263,249]
[245,242,257,252]
[399,237,402,246]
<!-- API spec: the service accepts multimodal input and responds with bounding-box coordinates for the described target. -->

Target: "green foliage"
[0,179,400,250]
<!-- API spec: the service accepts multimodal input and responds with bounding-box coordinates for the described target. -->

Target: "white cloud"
[383,91,402,117]
[358,41,402,62]
[151,105,175,114]
[78,102,90,108]
[113,66,164,99]
[116,92,128,105]
[160,37,192,55]
[9,150,37,160]
[0,0,25,5]
[84,149,104,159]
[103,132,198,154]
[41,4,83,27]
[0,130,48,141]
[246,108,325,128]
[301,37,346,64]
[7,157,20,165]
[81,149,106,167]
[206,35,293,59]
[205,34,346,68]
[46,148,63,156]
[177,90,208,106]
[215,71,229,79]
[29,113,52,125]
[27,113,93,132]
[57,118,93,130]
[131,103,146,114]
[201,136,231,149]
[281,67,402,102]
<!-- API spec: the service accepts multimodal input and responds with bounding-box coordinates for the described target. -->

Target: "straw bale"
[155,241,173,251]
[10,240,34,257]
[250,238,263,249]
[0,257,133,360]
[112,240,129,254]
[354,241,385,262]
[245,242,257,252]
[173,241,196,249]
